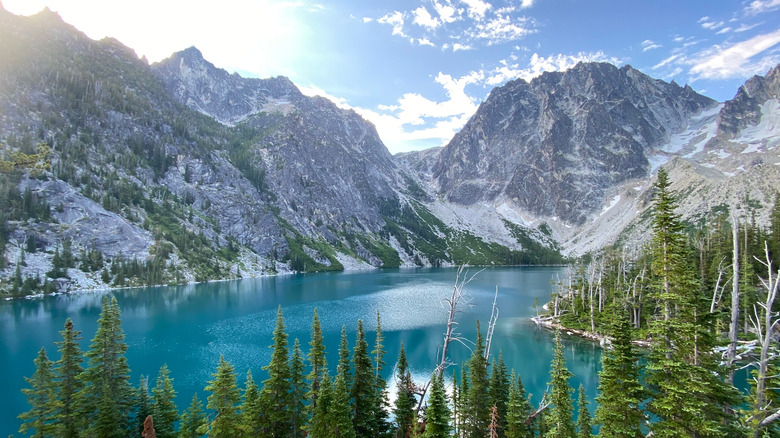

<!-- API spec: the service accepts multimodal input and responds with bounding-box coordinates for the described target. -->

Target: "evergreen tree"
[423,372,451,438]
[594,313,644,438]
[53,318,84,438]
[547,331,575,438]
[352,319,378,437]
[332,366,357,438]
[338,325,352,392]
[18,347,59,438]
[138,376,154,437]
[459,364,469,435]
[489,352,510,438]
[205,355,242,438]
[179,394,207,438]
[372,311,391,437]
[152,364,178,438]
[576,385,591,438]
[77,296,135,438]
[241,370,262,435]
[290,338,308,437]
[505,371,532,438]
[393,342,416,438]
[259,305,293,437]
[307,308,327,414]
[464,321,490,438]
[309,371,334,438]
[452,369,460,438]
[645,168,742,437]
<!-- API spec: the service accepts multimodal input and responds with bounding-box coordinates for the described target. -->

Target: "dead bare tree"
[747,242,780,433]
[484,287,499,361]
[726,214,740,384]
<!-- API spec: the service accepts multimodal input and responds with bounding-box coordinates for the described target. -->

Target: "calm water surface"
[0,266,602,435]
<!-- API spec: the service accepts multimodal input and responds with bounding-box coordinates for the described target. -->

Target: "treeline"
[543,168,780,436]
[19,293,613,438]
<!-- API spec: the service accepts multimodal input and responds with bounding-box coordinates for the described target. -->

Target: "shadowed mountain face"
[431,62,716,224]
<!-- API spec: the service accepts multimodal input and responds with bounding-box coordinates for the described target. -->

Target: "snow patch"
[660,104,721,157]
[735,99,780,144]
[647,154,670,172]
[594,195,620,222]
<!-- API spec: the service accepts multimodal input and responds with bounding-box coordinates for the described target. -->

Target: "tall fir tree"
[53,318,84,438]
[338,325,353,392]
[352,319,378,437]
[138,376,154,437]
[372,311,391,437]
[505,371,533,438]
[307,308,327,415]
[18,347,59,438]
[290,338,308,437]
[77,296,136,438]
[576,385,591,438]
[309,371,334,438]
[241,370,262,436]
[594,312,644,438]
[645,168,742,437]
[464,321,490,438]
[393,342,416,438]
[489,352,510,438]
[205,355,242,438]
[152,364,178,438]
[179,394,207,438]
[332,366,357,438]
[259,305,293,437]
[546,331,575,438]
[423,372,451,438]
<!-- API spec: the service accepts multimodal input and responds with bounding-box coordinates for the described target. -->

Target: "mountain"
[429,62,715,225]
[0,7,558,295]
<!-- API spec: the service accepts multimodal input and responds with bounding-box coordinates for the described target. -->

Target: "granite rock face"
[431,62,716,224]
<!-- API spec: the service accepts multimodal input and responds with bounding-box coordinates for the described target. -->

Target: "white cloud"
[745,0,780,15]
[653,54,682,70]
[462,0,492,19]
[453,43,472,51]
[716,27,732,35]
[469,15,535,45]
[641,39,662,52]
[378,11,407,37]
[362,17,373,23]
[688,28,780,79]
[418,38,436,47]
[413,6,440,29]
[482,51,622,85]
[433,1,460,23]
[701,19,725,30]
[298,84,353,110]
[519,0,534,8]
[735,22,761,32]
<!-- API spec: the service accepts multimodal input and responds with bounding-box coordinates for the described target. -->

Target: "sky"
[4,0,780,154]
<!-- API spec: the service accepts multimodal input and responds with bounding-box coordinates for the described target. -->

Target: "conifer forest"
[14,168,780,437]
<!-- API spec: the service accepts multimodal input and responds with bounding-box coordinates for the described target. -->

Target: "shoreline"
[531,315,652,348]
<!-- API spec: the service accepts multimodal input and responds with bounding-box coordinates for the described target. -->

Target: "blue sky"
[5,0,780,153]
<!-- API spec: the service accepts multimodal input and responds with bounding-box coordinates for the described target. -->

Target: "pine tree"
[394,342,416,438]
[452,370,460,438]
[259,305,293,437]
[309,370,334,438]
[18,347,59,438]
[547,331,575,438]
[645,168,742,437]
[241,370,262,435]
[338,325,352,392]
[307,308,328,415]
[576,385,591,438]
[332,366,357,438]
[464,321,490,438]
[77,296,135,438]
[205,355,242,438]
[505,371,532,438]
[179,394,207,438]
[53,318,84,438]
[372,311,391,437]
[423,372,451,438]
[594,313,644,438]
[352,319,378,437]
[138,376,154,437]
[152,364,178,438]
[290,338,308,437]
[489,352,510,438]
[459,364,469,435]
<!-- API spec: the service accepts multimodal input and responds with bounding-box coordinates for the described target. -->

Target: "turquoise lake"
[0,266,604,435]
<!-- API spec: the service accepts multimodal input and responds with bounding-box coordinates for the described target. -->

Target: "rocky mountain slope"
[403,64,780,256]
[0,7,557,295]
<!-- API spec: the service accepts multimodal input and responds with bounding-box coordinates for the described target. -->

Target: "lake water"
[0,266,603,435]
